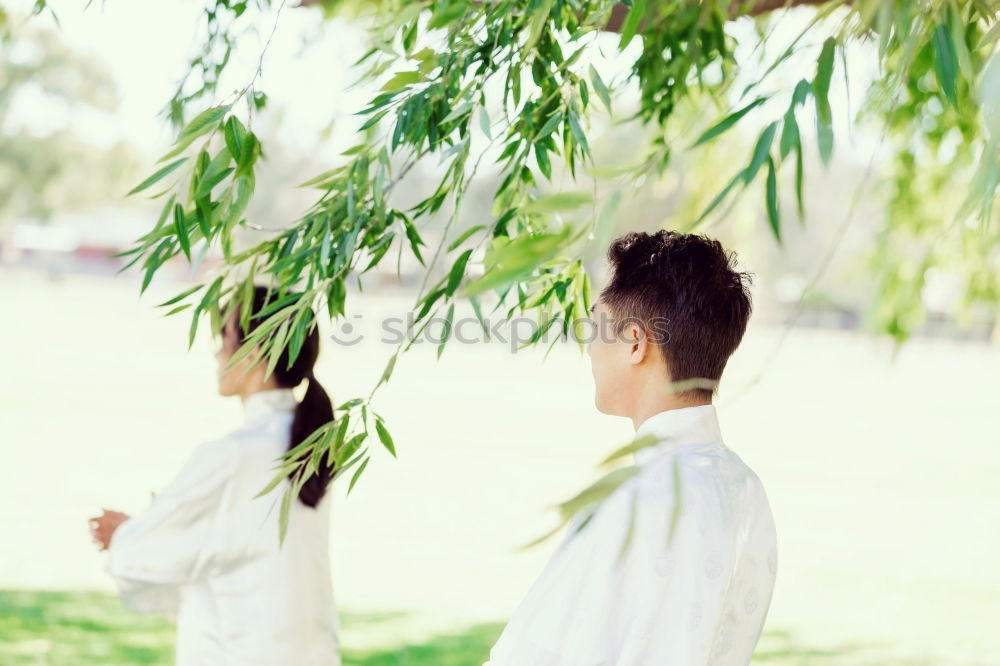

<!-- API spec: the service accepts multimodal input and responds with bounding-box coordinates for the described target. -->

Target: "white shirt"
[487,404,777,666]
[106,389,341,666]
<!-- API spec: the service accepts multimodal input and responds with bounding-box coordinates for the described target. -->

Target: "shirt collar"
[242,388,297,422]
[632,404,724,464]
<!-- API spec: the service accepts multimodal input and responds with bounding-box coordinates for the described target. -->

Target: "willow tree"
[46,0,1000,527]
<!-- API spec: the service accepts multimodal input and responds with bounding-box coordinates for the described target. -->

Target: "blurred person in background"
[88,286,341,666]
[487,231,777,666]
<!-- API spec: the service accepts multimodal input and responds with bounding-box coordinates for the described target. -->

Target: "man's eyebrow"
[589,303,596,314]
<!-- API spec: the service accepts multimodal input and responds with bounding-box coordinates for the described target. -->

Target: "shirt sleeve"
[106,438,236,613]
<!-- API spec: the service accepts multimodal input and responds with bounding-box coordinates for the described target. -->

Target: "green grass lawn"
[0,589,948,666]
[0,589,502,666]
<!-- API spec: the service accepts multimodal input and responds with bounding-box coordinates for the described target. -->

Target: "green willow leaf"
[766,156,781,243]
[780,111,800,160]
[157,283,204,308]
[933,24,959,106]
[288,315,309,367]
[816,116,833,165]
[403,217,426,265]
[479,107,492,140]
[224,116,246,164]
[813,39,836,165]
[518,522,567,551]
[235,133,260,176]
[187,308,200,349]
[617,491,640,562]
[347,457,370,495]
[813,38,836,113]
[567,112,590,155]
[667,457,683,545]
[589,65,612,112]
[256,469,288,502]
[447,225,486,252]
[795,137,805,221]
[331,447,368,485]
[161,104,230,161]
[557,466,639,521]
[524,0,555,54]
[469,295,489,338]
[382,70,422,92]
[464,226,573,296]
[437,303,455,360]
[445,249,473,295]
[535,143,552,180]
[619,0,646,49]
[697,171,743,223]
[278,483,293,543]
[332,415,351,452]
[743,122,778,184]
[522,191,592,214]
[691,97,767,148]
[376,353,397,389]
[600,434,661,467]
[164,304,192,317]
[127,158,188,196]
[791,79,811,107]
[427,2,465,30]
[536,111,563,140]
[977,19,1000,50]
[374,418,396,458]
[173,203,191,260]
[336,398,364,412]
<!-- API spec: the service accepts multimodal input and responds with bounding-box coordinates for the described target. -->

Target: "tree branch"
[299,0,846,31]
[603,0,842,32]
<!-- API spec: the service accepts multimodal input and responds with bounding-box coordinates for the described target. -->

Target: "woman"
[88,286,341,666]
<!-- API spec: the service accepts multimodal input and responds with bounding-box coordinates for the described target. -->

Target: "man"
[486,231,777,666]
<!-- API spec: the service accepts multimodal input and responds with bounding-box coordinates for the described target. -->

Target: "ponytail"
[232,286,336,508]
[289,371,335,508]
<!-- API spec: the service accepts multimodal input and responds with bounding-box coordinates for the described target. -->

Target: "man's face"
[586,300,632,416]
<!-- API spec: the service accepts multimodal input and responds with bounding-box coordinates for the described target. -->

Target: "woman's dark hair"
[600,231,753,403]
[226,286,334,508]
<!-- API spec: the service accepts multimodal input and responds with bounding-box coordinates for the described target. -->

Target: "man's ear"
[625,322,650,366]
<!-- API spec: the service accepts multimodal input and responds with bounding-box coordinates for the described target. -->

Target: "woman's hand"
[88,509,130,551]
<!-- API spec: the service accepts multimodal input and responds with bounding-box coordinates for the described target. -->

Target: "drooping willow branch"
[118,0,1000,540]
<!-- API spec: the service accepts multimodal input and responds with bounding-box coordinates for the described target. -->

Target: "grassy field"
[0,589,502,666]
[0,589,957,666]
[2,268,998,665]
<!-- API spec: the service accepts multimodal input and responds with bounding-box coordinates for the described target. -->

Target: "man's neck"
[630,395,712,431]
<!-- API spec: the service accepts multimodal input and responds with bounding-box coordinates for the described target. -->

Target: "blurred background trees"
[0,10,141,262]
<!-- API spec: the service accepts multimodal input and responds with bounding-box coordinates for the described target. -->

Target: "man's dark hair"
[599,230,753,402]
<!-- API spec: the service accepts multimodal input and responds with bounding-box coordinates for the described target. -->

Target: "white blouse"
[106,388,340,666]
[486,404,777,666]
